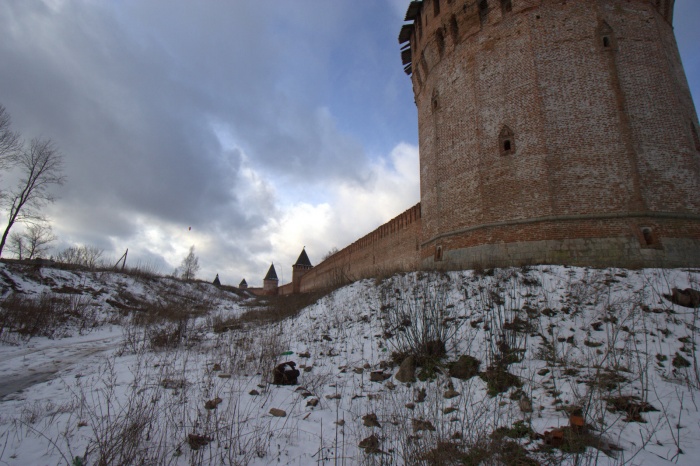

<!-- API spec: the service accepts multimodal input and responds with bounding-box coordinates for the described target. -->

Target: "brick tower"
[292,248,313,293]
[400,0,700,269]
[263,264,279,294]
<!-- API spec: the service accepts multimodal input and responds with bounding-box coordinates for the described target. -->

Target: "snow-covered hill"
[0,262,699,465]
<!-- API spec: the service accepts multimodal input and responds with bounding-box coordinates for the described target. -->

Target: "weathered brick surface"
[410,0,700,269]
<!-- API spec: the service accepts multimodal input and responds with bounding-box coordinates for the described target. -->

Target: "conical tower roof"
[294,248,312,267]
[239,278,247,287]
[264,263,278,281]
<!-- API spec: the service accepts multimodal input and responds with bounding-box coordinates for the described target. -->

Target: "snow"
[0,263,699,465]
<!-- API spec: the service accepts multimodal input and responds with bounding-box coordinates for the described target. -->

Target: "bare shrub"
[380,273,463,364]
[0,291,94,340]
[54,245,104,269]
[214,291,327,333]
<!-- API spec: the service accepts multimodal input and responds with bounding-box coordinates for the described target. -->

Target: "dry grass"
[0,292,94,340]
[213,291,327,333]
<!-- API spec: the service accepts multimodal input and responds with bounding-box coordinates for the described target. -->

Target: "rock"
[204,397,222,410]
[322,335,333,341]
[665,288,700,308]
[299,391,313,398]
[187,433,212,451]
[298,351,311,358]
[412,419,436,432]
[544,429,564,447]
[443,407,458,415]
[335,419,345,426]
[385,381,396,390]
[395,355,416,383]
[353,367,364,374]
[444,389,460,399]
[405,402,416,410]
[362,413,381,428]
[217,373,231,379]
[269,408,287,417]
[451,432,463,440]
[272,361,300,385]
[519,397,533,413]
[358,434,381,453]
[570,413,586,432]
[306,398,319,407]
[249,390,260,396]
[370,371,391,382]
[326,393,341,400]
[304,366,313,373]
[212,363,222,371]
[415,388,427,403]
[448,355,480,380]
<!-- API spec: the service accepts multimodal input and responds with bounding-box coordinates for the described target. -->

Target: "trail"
[0,331,122,400]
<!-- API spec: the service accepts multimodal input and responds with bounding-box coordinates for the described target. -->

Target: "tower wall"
[408,0,700,269]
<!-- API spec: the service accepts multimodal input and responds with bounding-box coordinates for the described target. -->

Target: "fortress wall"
[278,282,294,296]
[298,204,421,292]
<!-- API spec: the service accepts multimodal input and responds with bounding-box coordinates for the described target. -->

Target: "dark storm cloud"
[0,0,384,278]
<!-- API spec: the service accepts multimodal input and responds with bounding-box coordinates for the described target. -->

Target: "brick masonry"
[412,0,700,270]
[273,0,700,294]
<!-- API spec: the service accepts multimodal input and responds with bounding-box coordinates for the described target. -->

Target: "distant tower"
[400,0,700,268]
[239,278,248,290]
[263,263,279,294]
[292,248,313,293]
[213,274,221,286]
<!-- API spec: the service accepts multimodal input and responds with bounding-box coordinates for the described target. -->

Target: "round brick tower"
[400,0,700,269]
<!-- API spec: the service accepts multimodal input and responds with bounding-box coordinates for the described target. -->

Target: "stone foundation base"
[422,216,700,270]
[424,236,700,270]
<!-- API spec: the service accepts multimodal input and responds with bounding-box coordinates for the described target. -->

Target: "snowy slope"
[0,263,699,465]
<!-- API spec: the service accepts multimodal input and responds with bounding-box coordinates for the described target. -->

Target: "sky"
[0,0,698,286]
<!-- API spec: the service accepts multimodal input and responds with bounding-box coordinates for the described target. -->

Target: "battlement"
[345,203,421,255]
[400,0,675,93]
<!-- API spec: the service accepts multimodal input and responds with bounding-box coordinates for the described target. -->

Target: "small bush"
[380,274,463,362]
[0,292,93,339]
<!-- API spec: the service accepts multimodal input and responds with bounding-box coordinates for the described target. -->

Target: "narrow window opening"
[641,228,655,247]
[420,55,429,76]
[499,125,515,156]
[435,245,444,262]
[692,121,700,152]
[598,22,615,51]
[479,0,489,25]
[436,29,445,56]
[434,0,441,17]
[431,89,440,112]
[501,0,512,14]
[450,15,459,43]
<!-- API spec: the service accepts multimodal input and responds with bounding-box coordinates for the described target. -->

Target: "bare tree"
[7,223,57,260]
[323,247,339,261]
[54,245,104,269]
[179,245,200,281]
[0,104,21,169]
[0,138,65,257]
